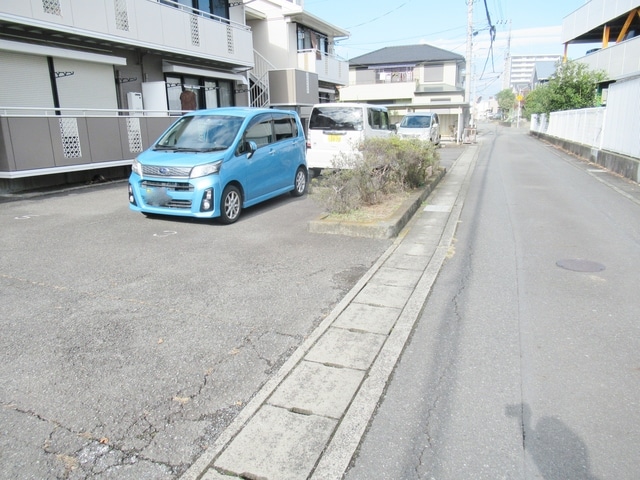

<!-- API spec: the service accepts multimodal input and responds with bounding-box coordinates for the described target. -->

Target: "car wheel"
[291,167,308,197]
[219,184,242,224]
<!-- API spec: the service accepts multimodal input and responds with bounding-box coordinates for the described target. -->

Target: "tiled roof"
[349,44,464,66]
[534,61,557,81]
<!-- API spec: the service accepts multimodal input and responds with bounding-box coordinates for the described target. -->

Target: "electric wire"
[479,0,497,80]
[345,1,414,30]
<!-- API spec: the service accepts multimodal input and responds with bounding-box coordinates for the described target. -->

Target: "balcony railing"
[575,36,640,81]
[0,107,176,179]
[0,0,254,67]
[297,49,348,85]
[338,82,417,102]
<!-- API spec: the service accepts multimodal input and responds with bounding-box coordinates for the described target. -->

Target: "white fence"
[530,75,640,161]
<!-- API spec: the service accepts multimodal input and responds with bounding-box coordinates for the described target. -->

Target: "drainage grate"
[556,259,606,272]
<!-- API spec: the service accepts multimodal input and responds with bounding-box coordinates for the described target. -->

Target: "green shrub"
[311,136,439,214]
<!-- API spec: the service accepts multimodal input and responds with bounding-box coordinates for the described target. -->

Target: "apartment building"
[0,0,348,192]
[245,0,348,110]
[338,44,467,141]
[503,54,562,93]
[562,0,640,82]
[559,0,640,161]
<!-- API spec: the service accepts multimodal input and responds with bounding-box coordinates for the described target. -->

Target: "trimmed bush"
[311,136,439,214]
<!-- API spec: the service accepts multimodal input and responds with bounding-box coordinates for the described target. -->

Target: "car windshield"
[309,106,363,131]
[400,115,432,128]
[154,115,244,151]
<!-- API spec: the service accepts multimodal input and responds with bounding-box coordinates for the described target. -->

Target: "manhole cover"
[556,259,606,272]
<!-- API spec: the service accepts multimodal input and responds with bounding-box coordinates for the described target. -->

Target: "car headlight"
[131,158,143,176]
[190,160,222,178]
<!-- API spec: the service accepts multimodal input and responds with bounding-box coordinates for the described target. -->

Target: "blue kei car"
[128,107,308,224]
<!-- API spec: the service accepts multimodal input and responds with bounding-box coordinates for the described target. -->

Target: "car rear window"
[309,106,363,131]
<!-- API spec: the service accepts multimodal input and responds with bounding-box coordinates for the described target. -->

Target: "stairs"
[250,50,275,108]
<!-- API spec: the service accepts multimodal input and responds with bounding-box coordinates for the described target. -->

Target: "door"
[242,114,279,201]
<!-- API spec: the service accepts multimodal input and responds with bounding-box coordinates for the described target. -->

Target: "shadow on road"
[506,403,600,480]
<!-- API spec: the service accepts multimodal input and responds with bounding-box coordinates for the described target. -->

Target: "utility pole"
[503,19,512,91]
[460,0,473,142]
[465,0,473,121]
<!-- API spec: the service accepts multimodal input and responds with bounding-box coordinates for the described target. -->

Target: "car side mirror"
[246,140,258,159]
[390,124,397,131]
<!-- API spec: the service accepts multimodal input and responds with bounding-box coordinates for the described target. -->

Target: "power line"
[479,0,497,79]
[336,24,468,48]
[345,1,414,30]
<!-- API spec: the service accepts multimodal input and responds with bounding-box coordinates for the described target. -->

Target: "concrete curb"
[307,169,447,239]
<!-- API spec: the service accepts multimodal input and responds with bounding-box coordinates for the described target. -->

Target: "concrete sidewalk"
[181,144,479,480]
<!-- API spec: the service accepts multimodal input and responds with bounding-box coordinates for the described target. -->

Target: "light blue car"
[128,107,308,224]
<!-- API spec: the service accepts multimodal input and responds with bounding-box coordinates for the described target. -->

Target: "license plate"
[327,134,342,142]
[145,187,172,206]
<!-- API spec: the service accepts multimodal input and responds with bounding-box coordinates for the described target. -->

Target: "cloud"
[506,26,564,54]
[430,25,565,57]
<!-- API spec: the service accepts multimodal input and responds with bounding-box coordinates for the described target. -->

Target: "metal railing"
[0,106,183,117]
[250,51,276,108]
[0,108,177,179]
[154,0,250,31]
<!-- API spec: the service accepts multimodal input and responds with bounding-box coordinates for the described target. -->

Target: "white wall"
[530,76,640,160]
[601,76,640,159]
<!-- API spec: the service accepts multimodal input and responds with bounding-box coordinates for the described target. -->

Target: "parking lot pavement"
[0,179,397,479]
[181,144,477,480]
[0,141,469,479]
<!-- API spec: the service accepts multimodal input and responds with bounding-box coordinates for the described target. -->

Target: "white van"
[306,103,395,174]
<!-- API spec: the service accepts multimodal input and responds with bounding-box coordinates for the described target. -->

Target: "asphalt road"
[0,144,463,479]
[344,124,640,479]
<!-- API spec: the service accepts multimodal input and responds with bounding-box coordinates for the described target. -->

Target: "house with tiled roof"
[532,61,558,88]
[338,44,468,141]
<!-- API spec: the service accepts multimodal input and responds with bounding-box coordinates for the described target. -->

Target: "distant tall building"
[503,54,561,92]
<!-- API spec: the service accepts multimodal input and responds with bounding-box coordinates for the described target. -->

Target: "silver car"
[397,112,441,145]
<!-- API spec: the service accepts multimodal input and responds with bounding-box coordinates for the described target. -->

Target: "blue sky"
[304,0,598,96]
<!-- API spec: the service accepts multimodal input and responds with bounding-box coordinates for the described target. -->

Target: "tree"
[496,89,516,118]
[522,86,547,120]
[524,60,607,117]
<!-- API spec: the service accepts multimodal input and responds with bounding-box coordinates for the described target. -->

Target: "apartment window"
[165,75,234,111]
[423,65,444,82]
[297,26,328,55]
[318,92,332,103]
[374,67,413,84]
[160,0,229,20]
[218,82,233,107]
[195,0,228,19]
